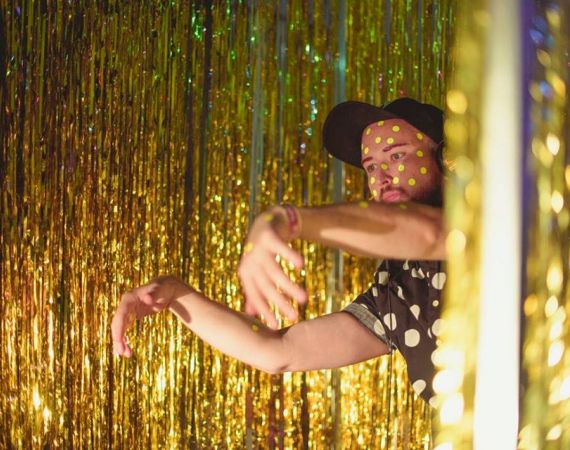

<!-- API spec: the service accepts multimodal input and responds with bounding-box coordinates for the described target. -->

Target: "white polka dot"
[383,313,397,330]
[377,271,389,285]
[405,329,420,347]
[432,272,447,290]
[411,268,425,279]
[403,260,410,270]
[396,286,406,300]
[372,286,378,297]
[429,396,437,408]
[432,319,443,336]
[432,299,439,307]
[412,379,426,395]
[373,320,386,335]
[410,304,420,319]
[431,349,439,364]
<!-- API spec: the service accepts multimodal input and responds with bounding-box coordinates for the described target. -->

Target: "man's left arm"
[238,201,446,326]
[294,201,446,261]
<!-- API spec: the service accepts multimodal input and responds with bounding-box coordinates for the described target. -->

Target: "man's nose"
[377,171,393,188]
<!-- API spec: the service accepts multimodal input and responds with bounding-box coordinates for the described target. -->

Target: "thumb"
[245,301,257,316]
[138,284,159,305]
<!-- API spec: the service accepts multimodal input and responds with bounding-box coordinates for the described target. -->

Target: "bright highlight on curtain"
[435,1,570,449]
[520,1,570,449]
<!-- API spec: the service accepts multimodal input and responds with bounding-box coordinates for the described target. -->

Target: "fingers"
[262,257,307,305]
[251,225,304,268]
[244,301,258,316]
[138,283,167,307]
[111,298,135,357]
[240,256,304,324]
[240,273,278,329]
[118,341,133,358]
[269,235,304,269]
[239,225,308,324]
[253,271,298,321]
[138,284,158,305]
[112,277,186,358]
[138,277,184,310]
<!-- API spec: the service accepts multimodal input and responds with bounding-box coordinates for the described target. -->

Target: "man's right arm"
[169,289,389,373]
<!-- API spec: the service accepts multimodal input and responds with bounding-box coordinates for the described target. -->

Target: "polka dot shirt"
[343,259,446,405]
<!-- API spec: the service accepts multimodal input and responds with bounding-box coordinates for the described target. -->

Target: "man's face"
[360,118,442,205]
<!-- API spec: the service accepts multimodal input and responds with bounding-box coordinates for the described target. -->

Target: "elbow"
[260,364,286,375]
[257,357,289,375]
[255,334,291,375]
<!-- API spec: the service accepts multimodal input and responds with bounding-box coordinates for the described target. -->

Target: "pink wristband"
[281,204,300,236]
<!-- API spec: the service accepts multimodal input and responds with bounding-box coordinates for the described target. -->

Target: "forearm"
[169,290,290,374]
[292,202,446,260]
[170,291,389,373]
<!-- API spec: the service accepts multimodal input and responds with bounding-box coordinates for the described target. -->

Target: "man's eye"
[391,152,404,161]
[366,164,376,173]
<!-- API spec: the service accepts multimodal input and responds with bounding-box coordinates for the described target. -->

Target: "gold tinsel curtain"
[0,1,454,448]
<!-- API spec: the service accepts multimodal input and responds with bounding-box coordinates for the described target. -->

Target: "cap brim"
[322,101,398,168]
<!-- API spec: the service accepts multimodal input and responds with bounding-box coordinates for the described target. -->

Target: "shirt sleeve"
[342,285,395,352]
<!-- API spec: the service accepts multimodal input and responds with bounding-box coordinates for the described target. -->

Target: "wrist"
[168,287,198,326]
[165,279,195,308]
[269,204,301,240]
[281,204,301,238]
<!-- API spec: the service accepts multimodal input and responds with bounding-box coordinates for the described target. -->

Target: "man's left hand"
[237,208,307,329]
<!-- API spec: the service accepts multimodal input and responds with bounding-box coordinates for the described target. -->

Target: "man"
[111,97,447,405]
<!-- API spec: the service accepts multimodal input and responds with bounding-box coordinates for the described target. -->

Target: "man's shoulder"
[375,258,445,274]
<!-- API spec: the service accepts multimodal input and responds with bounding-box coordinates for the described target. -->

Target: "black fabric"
[343,259,446,405]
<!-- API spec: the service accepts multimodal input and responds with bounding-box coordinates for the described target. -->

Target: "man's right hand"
[111,276,192,357]
[237,207,307,329]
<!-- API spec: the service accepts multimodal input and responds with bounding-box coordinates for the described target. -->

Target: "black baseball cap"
[322,98,444,168]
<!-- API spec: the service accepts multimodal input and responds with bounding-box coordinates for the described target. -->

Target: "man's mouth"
[382,189,404,202]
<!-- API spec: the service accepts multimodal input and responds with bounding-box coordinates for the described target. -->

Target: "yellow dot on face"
[377,120,384,126]
[244,242,254,253]
[380,163,389,170]
[375,136,382,144]
[372,190,378,198]
[366,128,371,135]
[399,203,408,210]
[263,213,274,222]
[251,324,259,332]
[416,150,424,157]
[387,137,394,144]
[408,178,416,186]
[359,201,369,208]
[416,133,424,141]
[392,125,400,132]
[398,164,405,172]
[370,177,376,184]
[420,167,428,175]
[393,177,400,185]
[363,147,369,155]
